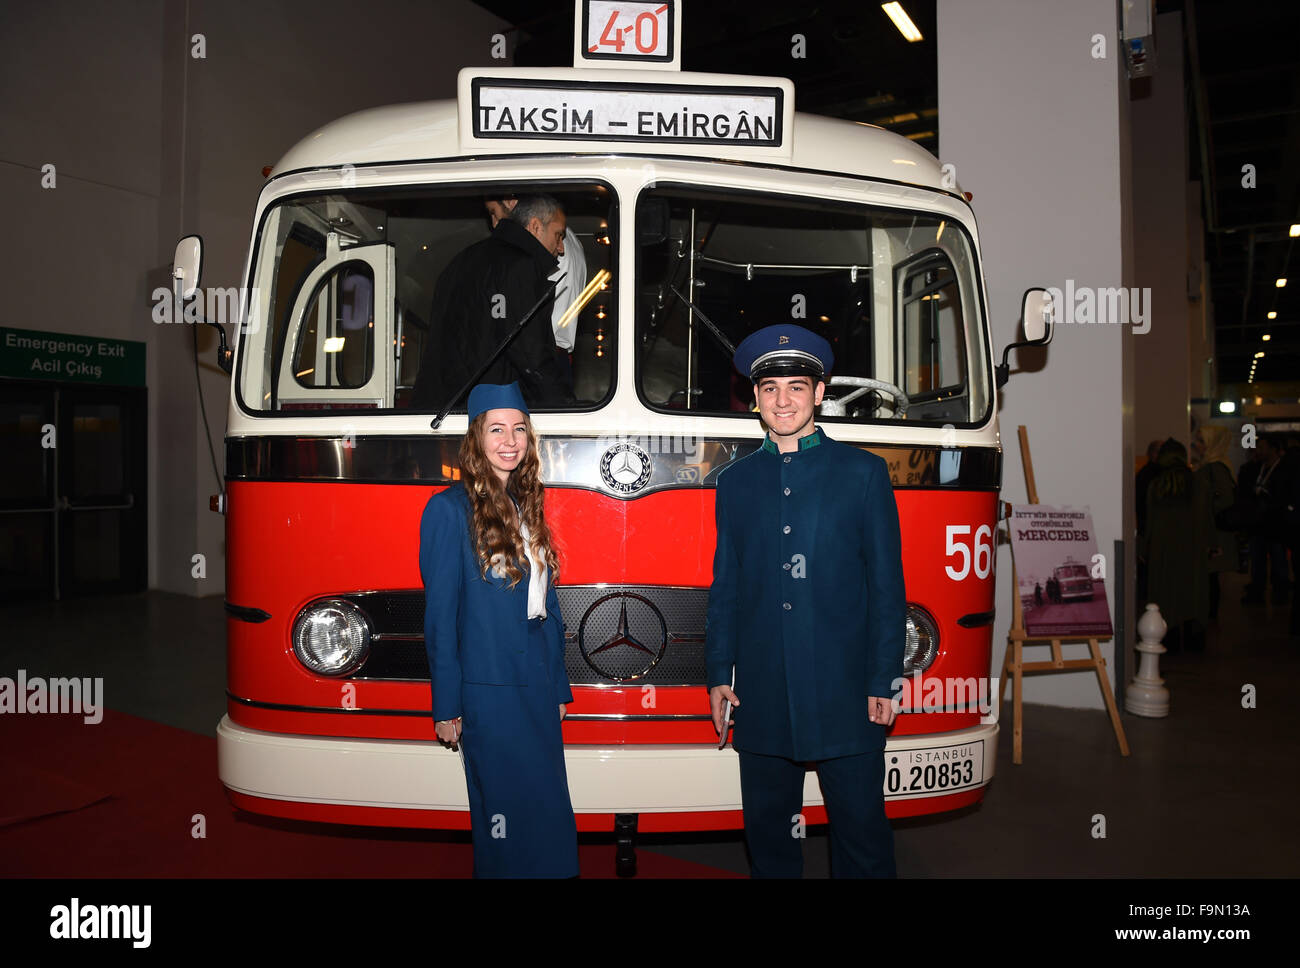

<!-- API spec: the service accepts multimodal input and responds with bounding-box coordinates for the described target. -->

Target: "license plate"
[883,740,985,799]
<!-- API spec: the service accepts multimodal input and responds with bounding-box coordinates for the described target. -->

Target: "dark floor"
[2,570,1297,877]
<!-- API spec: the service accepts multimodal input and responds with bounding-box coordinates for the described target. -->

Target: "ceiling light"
[1219,401,1237,414]
[881,3,923,42]
[1263,334,1271,341]
[1277,278,1287,287]
[1267,311,1277,319]
[1291,224,1299,237]
[1255,351,1265,358]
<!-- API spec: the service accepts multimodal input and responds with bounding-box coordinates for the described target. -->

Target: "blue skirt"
[459,618,578,877]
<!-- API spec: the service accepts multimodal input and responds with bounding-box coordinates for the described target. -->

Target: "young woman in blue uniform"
[419,382,578,878]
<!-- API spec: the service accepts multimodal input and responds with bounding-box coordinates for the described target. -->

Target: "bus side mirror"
[171,234,232,373]
[1021,287,1054,344]
[995,286,1054,388]
[173,235,203,301]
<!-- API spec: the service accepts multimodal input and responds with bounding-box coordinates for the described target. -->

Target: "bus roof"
[269,98,956,196]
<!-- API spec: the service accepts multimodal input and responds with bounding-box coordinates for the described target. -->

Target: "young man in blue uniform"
[706,325,905,878]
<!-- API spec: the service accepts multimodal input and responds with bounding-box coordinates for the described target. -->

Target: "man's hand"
[710,685,739,737]
[435,717,462,749]
[559,703,567,720]
[867,696,896,728]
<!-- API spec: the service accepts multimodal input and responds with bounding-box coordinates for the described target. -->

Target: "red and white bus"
[1053,560,1095,602]
[187,2,1052,871]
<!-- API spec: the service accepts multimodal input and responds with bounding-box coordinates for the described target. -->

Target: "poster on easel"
[1008,505,1113,638]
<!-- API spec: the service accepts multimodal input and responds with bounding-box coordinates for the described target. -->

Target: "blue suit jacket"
[419,483,573,722]
[705,427,905,761]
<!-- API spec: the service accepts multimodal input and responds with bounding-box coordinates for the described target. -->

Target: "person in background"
[1283,434,1300,635]
[1192,425,1237,624]
[419,382,577,877]
[1237,445,1262,577]
[1242,434,1288,606]
[1139,438,1211,652]
[1135,439,1162,603]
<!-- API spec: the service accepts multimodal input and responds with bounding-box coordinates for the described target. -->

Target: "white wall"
[1,0,508,597]
[938,0,1136,709]
[1132,11,1192,451]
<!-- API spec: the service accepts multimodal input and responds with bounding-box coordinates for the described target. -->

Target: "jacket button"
[783,562,791,570]
[783,602,792,610]
[784,456,792,463]
[784,487,791,496]
[782,525,791,534]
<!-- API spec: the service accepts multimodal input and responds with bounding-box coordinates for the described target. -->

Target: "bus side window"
[899,252,967,421]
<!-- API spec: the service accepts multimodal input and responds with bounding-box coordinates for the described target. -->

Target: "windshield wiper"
[431,275,564,430]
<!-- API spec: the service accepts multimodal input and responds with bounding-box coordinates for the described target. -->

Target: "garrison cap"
[467,382,529,421]
[733,325,834,382]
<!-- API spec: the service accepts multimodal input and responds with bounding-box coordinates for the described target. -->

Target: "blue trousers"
[738,748,895,878]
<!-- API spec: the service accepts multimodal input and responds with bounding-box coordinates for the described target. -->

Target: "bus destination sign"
[470,78,784,147]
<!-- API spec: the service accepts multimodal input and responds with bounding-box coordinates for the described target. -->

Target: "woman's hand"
[436,718,462,749]
[558,703,567,720]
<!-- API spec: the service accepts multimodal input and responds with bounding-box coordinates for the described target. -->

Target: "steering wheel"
[820,375,909,418]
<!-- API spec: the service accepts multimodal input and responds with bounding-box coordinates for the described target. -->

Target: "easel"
[999,426,1130,764]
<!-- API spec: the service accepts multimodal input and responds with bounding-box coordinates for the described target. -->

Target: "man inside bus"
[484,194,588,383]
[706,324,905,878]
[411,194,574,411]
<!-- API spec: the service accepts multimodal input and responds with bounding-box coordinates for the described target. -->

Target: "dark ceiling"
[1168,0,1299,388]
[473,0,1297,390]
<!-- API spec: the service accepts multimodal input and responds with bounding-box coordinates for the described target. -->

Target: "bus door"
[276,231,397,410]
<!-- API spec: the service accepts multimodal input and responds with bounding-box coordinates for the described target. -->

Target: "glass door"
[0,383,56,601]
[57,385,147,596]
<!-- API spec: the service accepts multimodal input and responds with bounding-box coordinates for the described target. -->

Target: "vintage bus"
[1053,560,1095,602]
[188,2,1052,873]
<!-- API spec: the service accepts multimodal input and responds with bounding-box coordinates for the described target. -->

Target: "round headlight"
[292,599,371,676]
[903,605,940,674]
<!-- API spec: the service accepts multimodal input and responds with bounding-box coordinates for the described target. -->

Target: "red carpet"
[0,757,108,828]
[0,709,741,878]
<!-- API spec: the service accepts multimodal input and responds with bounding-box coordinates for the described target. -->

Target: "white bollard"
[1126,603,1170,718]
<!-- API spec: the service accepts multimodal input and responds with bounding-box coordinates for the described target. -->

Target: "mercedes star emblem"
[578,592,669,681]
[599,441,653,494]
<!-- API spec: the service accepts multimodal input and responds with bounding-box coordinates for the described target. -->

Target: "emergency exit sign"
[0,326,145,387]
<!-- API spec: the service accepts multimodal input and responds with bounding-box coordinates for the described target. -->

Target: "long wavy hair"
[458,412,559,588]
[1197,425,1233,472]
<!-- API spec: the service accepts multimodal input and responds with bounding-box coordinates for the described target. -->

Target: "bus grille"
[345,586,709,686]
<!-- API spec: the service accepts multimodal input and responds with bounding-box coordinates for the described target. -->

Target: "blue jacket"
[705,427,905,761]
[419,483,573,722]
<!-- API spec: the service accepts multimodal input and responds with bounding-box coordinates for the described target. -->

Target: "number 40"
[945,525,993,580]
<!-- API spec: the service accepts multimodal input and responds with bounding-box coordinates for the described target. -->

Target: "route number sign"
[578,1,677,66]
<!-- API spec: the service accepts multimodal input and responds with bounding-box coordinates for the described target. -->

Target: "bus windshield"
[635,185,990,427]
[237,182,617,415]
